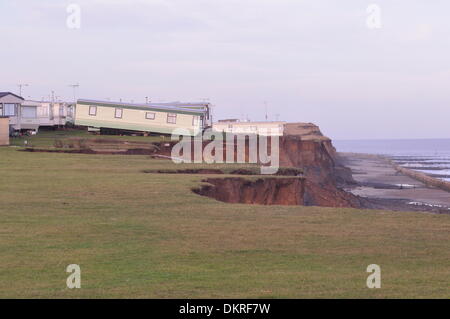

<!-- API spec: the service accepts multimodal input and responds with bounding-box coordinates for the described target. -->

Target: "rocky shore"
[338,153,450,214]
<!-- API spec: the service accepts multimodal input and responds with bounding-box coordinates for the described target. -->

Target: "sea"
[334,139,450,182]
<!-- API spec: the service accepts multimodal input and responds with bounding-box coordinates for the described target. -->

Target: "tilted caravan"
[75,99,210,136]
[148,102,213,128]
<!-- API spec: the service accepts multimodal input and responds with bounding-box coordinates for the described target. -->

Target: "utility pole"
[17,83,29,97]
[68,83,79,102]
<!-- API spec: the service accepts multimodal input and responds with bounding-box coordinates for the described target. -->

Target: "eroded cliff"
[193,177,305,206]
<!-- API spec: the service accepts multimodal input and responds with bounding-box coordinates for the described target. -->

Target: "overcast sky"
[1,0,449,139]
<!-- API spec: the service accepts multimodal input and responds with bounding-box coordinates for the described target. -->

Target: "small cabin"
[75,99,210,136]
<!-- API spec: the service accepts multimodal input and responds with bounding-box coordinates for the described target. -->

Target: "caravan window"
[89,106,97,116]
[145,112,155,120]
[38,105,49,117]
[167,113,177,124]
[4,104,16,116]
[115,108,123,119]
[22,106,37,118]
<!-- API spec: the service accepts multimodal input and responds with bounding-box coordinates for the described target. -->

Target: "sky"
[1,0,449,139]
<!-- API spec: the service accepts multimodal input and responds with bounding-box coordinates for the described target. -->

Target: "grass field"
[0,132,449,298]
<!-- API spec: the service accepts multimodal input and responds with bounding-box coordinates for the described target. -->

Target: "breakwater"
[390,160,450,192]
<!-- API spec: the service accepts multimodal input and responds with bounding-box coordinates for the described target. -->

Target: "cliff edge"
[278,123,361,207]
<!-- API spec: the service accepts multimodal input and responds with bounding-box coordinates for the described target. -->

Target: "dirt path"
[338,153,450,213]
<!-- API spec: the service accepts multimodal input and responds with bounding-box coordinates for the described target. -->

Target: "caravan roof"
[77,99,207,115]
[0,92,24,100]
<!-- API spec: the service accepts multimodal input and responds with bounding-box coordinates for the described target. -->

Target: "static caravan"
[213,120,286,136]
[33,101,72,127]
[0,92,25,131]
[6,100,75,133]
[19,101,40,131]
[75,99,209,136]
[23,100,75,128]
[43,101,74,126]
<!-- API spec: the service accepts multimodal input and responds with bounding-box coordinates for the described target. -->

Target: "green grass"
[0,131,449,298]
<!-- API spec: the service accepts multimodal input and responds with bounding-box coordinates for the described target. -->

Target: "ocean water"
[334,139,450,182]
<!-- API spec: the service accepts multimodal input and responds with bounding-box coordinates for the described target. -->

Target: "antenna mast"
[17,83,29,97]
[69,83,79,102]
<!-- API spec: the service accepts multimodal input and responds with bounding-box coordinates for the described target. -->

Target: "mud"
[144,167,303,176]
[22,147,156,155]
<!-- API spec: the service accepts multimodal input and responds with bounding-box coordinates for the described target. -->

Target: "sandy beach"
[339,153,450,213]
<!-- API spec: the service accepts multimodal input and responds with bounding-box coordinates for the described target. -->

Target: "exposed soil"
[148,167,364,207]
[22,147,156,155]
[21,137,160,155]
[193,177,305,206]
[276,136,362,207]
[144,167,303,176]
[303,180,367,208]
[156,169,225,175]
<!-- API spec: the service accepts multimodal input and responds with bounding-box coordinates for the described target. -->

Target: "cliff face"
[277,136,360,207]
[271,122,358,207]
[279,136,335,181]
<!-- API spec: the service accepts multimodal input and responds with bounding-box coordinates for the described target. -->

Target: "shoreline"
[338,152,450,214]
